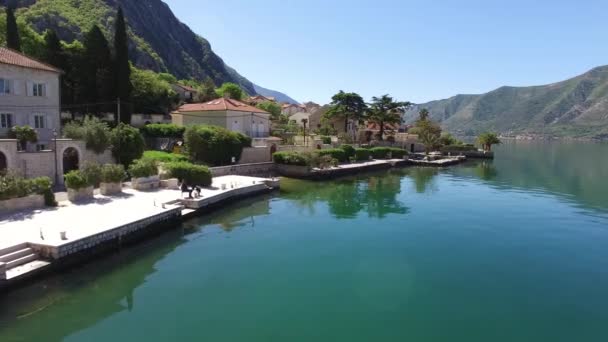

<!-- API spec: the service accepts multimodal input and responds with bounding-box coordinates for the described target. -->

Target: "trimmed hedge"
[142,150,189,163]
[273,151,310,166]
[369,147,408,159]
[354,148,371,161]
[321,136,332,144]
[184,125,252,166]
[340,145,356,159]
[163,161,212,187]
[128,158,159,178]
[317,148,347,162]
[81,162,102,187]
[388,147,408,158]
[0,172,56,206]
[140,123,186,138]
[64,170,91,190]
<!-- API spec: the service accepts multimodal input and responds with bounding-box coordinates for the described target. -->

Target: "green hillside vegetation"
[404,67,608,139]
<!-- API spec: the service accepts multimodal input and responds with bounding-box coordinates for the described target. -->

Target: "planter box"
[68,186,94,202]
[0,194,45,213]
[160,178,179,189]
[100,182,122,196]
[132,175,160,191]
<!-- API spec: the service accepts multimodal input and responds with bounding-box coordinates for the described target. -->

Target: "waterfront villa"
[0,47,61,151]
[171,98,271,138]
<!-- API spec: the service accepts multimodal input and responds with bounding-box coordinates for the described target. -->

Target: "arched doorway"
[0,151,7,174]
[63,147,79,174]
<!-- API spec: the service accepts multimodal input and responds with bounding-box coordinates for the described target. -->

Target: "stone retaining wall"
[0,194,45,213]
[29,206,182,260]
[210,162,276,177]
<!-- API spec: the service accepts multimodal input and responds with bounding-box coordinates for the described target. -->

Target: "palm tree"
[367,95,411,141]
[419,129,441,155]
[301,118,308,145]
[477,133,501,151]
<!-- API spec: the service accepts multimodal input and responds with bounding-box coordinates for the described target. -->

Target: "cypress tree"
[43,30,64,68]
[83,25,114,115]
[114,7,132,124]
[6,7,21,52]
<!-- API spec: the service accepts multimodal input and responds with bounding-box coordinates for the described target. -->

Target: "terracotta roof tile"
[0,47,62,73]
[177,98,270,114]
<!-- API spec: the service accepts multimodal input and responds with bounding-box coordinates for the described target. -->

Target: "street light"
[53,129,59,186]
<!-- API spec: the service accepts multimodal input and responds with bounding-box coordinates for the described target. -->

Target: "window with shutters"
[1,113,13,128]
[32,83,45,97]
[34,114,46,129]
[0,79,10,95]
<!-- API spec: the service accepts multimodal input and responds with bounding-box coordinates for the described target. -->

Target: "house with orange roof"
[0,47,61,152]
[171,98,271,138]
[281,103,306,116]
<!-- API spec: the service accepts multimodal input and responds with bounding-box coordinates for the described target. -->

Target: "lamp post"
[53,129,59,186]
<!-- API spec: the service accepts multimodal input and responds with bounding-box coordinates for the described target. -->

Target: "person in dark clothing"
[180,181,193,199]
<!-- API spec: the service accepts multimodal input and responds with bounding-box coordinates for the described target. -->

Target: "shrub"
[321,136,332,144]
[273,151,310,166]
[370,147,391,159]
[310,154,338,169]
[111,123,145,168]
[340,144,356,159]
[128,158,159,179]
[0,173,56,206]
[354,148,371,161]
[63,117,111,154]
[140,123,185,138]
[441,144,477,152]
[387,147,408,158]
[9,125,38,150]
[184,125,251,166]
[142,150,189,163]
[163,161,212,187]
[64,170,91,190]
[101,164,126,183]
[317,148,347,162]
[81,162,102,187]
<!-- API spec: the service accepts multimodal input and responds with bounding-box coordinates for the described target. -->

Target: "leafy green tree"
[63,116,111,154]
[215,82,245,100]
[256,101,281,120]
[477,132,501,151]
[200,77,217,102]
[114,7,132,124]
[158,73,177,84]
[131,66,179,114]
[184,125,251,166]
[325,90,368,133]
[418,108,430,121]
[438,132,462,146]
[5,7,20,51]
[111,124,145,167]
[367,95,410,140]
[9,126,37,151]
[83,25,114,114]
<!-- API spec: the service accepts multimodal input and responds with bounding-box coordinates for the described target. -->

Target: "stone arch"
[62,147,80,175]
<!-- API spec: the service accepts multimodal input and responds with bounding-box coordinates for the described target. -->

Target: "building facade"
[0,48,61,151]
[171,98,271,138]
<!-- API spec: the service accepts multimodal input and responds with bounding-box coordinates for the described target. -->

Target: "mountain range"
[6,0,299,103]
[404,66,608,140]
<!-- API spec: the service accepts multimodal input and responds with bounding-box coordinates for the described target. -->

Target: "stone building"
[0,47,61,151]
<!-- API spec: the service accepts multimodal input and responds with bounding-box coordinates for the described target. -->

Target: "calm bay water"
[1,140,608,341]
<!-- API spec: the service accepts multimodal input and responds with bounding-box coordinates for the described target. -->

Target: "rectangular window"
[0,113,13,128]
[0,79,10,95]
[34,114,46,129]
[36,144,47,152]
[32,83,45,97]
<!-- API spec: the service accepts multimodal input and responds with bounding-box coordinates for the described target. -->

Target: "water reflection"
[405,167,440,193]
[281,172,410,219]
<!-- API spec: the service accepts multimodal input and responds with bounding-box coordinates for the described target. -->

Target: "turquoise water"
[1,140,608,341]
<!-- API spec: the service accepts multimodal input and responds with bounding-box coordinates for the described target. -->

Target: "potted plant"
[100,164,126,195]
[9,126,38,151]
[65,170,94,202]
[128,158,160,190]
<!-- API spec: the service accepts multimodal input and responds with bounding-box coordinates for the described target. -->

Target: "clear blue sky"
[167,0,608,104]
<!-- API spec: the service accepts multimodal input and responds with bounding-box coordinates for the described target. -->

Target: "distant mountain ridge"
[404,66,608,139]
[7,0,297,102]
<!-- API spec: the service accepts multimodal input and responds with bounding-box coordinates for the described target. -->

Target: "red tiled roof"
[0,47,62,73]
[177,98,270,114]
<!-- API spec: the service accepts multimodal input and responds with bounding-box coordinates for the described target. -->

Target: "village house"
[171,83,199,103]
[0,47,61,152]
[171,98,271,138]
[281,103,307,116]
[246,95,276,106]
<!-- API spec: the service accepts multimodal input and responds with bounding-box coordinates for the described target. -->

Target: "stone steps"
[0,243,50,281]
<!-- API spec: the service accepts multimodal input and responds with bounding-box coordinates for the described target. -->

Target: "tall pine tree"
[6,7,21,52]
[114,7,132,124]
